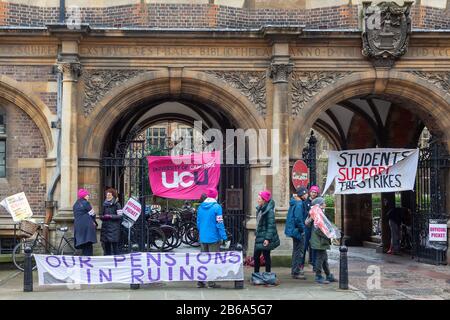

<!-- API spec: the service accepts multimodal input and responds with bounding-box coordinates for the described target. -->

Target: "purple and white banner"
[34,251,244,286]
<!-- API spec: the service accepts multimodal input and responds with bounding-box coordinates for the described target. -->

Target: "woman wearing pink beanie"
[253,189,280,278]
[72,188,97,256]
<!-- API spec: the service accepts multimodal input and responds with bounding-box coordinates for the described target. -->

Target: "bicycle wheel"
[185,224,200,247]
[160,225,178,251]
[13,238,47,272]
[147,226,165,252]
[60,237,81,256]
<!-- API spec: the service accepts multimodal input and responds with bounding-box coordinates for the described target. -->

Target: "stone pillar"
[245,164,270,255]
[269,42,293,218]
[360,194,373,243]
[343,195,361,246]
[56,41,81,218]
[381,192,396,252]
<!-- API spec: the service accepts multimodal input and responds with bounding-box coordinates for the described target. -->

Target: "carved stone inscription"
[0,45,57,56]
[80,45,271,58]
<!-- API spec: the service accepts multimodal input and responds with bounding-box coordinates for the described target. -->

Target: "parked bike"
[13,220,78,271]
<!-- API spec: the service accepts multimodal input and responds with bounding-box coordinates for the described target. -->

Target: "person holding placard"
[73,189,97,256]
[100,188,123,255]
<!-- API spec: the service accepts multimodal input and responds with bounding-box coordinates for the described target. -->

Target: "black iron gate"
[218,164,249,251]
[101,140,249,252]
[101,140,148,252]
[413,138,449,265]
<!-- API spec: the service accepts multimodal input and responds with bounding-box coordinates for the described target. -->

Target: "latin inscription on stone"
[290,47,362,58]
[0,45,57,57]
[405,47,450,58]
[80,46,271,58]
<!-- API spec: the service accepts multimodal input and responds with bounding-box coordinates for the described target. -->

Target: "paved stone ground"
[0,267,358,300]
[327,246,450,300]
[0,246,448,300]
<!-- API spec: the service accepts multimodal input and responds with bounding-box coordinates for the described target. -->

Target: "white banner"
[34,252,244,286]
[323,148,419,195]
[0,192,33,222]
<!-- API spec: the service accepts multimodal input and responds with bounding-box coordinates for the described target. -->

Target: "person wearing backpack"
[196,188,227,288]
[284,187,309,279]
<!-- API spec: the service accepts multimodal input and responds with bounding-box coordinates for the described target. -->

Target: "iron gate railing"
[101,141,147,252]
[412,140,449,265]
[101,141,249,252]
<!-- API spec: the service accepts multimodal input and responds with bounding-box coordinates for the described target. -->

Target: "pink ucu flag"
[146,151,221,200]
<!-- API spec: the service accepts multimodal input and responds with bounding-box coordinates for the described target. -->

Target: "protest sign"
[34,251,244,286]
[428,219,448,242]
[147,151,220,200]
[122,197,141,222]
[0,192,33,222]
[323,148,419,195]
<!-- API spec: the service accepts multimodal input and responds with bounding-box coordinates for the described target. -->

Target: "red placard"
[292,160,309,190]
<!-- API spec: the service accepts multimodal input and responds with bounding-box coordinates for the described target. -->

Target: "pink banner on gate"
[146,151,221,200]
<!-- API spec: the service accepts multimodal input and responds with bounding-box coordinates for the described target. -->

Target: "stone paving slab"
[0,266,360,300]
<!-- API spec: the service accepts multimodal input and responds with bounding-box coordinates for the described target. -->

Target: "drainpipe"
[59,0,65,23]
[45,51,63,225]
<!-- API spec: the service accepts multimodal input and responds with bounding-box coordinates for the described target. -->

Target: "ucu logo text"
[161,171,209,188]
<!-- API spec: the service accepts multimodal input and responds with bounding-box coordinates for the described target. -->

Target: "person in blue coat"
[284,187,309,279]
[196,188,227,288]
[73,189,98,256]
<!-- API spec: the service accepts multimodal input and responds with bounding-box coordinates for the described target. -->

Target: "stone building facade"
[0,0,449,263]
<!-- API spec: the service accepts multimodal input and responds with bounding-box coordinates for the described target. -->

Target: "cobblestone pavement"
[327,246,450,300]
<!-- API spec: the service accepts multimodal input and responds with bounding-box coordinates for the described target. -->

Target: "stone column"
[56,41,81,218]
[245,164,270,255]
[269,42,293,217]
[380,192,396,252]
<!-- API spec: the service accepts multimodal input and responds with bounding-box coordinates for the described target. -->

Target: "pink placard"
[147,151,221,200]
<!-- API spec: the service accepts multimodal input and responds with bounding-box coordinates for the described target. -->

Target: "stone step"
[362,241,380,249]
[371,235,382,243]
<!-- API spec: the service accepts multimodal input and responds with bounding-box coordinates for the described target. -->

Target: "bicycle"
[12,220,78,271]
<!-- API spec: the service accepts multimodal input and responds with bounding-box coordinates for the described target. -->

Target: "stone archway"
[290,70,450,158]
[0,75,54,154]
[80,69,267,159]
[291,70,450,248]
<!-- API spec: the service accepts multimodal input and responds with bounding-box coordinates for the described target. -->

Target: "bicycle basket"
[19,220,39,237]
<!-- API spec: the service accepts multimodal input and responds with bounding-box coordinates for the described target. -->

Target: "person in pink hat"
[253,190,280,278]
[196,187,228,288]
[72,188,97,256]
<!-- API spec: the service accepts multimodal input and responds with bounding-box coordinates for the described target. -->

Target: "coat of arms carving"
[362,1,413,67]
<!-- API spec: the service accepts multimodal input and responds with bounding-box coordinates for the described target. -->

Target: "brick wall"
[0,105,47,217]
[0,65,57,115]
[0,3,448,30]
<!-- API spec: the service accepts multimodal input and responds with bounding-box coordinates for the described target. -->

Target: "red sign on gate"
[292,160,309,190]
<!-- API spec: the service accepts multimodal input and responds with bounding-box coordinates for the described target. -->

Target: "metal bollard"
[130,244,140,290]
[23,246,33,292]
[339,245,348,290]
[234,243,244,289]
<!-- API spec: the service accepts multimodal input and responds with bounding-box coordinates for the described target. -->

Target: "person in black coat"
[100,188,123,255]
[73,189,97,256]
